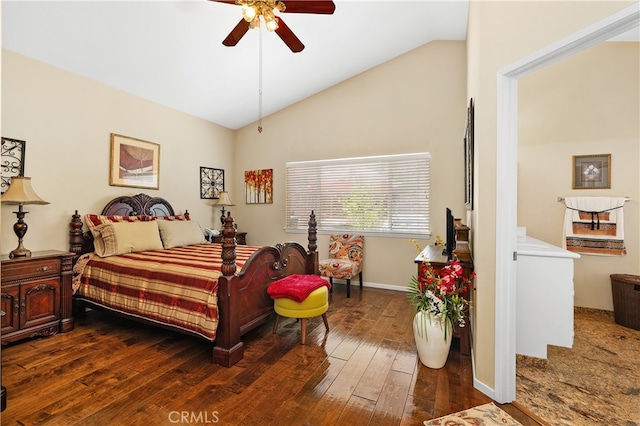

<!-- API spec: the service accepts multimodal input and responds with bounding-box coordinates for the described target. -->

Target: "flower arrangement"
[408,239,475,338]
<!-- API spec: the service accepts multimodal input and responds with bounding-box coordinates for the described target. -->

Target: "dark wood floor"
[1,285,542,425]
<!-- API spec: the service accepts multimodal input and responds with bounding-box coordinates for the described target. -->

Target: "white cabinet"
[516,236,580,359]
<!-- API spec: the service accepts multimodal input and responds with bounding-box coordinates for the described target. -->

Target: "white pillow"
[156,220,206,248]
[93,221,163,257]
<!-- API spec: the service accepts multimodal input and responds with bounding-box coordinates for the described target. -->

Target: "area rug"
[424,402,523,425]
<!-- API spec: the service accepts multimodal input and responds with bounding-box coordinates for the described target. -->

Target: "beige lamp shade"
[215,191,235,225]
[216,191,235,207]
[1,177,50,205]
[1,177,49,258]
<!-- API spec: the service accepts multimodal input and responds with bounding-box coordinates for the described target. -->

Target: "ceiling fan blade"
[281,1,336,14]
[222,19,250,47]
[275,17,305,53]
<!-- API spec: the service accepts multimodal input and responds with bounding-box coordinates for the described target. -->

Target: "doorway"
[494,4,640,403]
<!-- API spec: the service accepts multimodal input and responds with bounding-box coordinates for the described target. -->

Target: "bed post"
[213,271,244,367]
[220,213,237,276]
[307,210,317,252]
[214,212,243,367]
[69,211,83,255]
[307,211,319,274]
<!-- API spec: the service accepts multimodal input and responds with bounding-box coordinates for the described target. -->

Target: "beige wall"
[1,50,235,254]
[231,40,468,292]
[467,0,635,391]
[518,42,639,310]
[1,41,468,293]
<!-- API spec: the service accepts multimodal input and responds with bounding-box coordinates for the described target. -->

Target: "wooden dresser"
[414,223,473,355]
[1,250,75,344]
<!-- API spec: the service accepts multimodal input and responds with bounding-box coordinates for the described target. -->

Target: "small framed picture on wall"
[244,169,273,204]
[572,154,611,189]
[463,98,474,210]
[109,133,160,190]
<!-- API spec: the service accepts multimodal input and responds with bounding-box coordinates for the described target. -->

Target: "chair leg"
[273,315,280,334]
[300,318,307,345]
[359,271,363,287]
[329,277,333,293]
[322,313,329,331]
[346,278,351,298]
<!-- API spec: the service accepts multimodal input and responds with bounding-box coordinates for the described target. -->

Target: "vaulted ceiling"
[4,1,637,130]
[2,1,469,129]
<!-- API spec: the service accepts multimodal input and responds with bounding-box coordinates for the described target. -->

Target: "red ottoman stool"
[268,274,330,345]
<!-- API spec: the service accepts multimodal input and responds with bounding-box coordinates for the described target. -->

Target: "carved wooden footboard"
[68,193,318,367]
[213,213,318,366]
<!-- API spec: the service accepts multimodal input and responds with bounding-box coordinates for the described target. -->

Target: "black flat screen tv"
[443,208,456,260]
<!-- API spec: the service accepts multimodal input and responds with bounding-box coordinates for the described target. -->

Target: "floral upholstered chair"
[319,234,364,298]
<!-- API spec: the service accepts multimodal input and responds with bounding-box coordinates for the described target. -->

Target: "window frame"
[285,152,431,238]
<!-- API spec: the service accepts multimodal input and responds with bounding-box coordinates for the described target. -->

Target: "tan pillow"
[157,220,205,248]
[85,214,149,253]
[93,221,163,257]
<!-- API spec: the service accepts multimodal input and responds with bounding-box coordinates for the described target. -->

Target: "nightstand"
[1,250,75,345]
[207,232,247,245]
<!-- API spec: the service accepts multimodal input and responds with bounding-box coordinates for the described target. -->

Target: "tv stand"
[414,222,473,355]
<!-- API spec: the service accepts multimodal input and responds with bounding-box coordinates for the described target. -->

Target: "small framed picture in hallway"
[572,154,611,189]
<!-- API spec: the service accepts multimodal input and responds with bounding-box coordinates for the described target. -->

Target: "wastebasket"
[610,274,640,331]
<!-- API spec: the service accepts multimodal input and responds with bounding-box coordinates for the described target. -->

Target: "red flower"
[408,252,476,328]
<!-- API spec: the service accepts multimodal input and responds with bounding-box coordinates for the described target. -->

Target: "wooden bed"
[68,193,318,367]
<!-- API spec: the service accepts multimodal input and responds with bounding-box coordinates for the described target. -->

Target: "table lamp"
[215,191,235,225]
[1,177,50,258]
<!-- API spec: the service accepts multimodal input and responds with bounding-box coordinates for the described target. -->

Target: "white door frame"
[493,3,640,403]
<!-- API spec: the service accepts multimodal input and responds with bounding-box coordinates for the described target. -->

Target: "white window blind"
[286,153,431,236]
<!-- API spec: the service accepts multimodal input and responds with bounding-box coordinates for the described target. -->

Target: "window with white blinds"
[286,153,431,237]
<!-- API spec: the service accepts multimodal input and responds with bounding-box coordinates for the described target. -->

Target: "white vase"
[413,311,453,369]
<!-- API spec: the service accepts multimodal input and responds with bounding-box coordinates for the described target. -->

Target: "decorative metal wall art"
[200,167,224,199]
[1,137,26,194]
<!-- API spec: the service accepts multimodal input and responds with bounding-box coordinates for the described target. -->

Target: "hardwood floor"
[1,286,542,425]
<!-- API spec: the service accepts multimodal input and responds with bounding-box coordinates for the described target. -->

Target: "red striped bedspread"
[73,243,261,341]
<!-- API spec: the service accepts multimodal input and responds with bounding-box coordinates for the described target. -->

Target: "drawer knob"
[36,266,50,272]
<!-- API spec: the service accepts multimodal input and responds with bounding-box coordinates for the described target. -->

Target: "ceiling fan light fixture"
[248,16,260,30]
[265,18,279,32]
[274,1,285,13]
[241,4,257,22]
[263,9,279,32]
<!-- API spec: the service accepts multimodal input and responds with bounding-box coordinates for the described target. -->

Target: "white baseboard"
[473,374,496,400]
[327,279,407,293]
[468,325,495,400]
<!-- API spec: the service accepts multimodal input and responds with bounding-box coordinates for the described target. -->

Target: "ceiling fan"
[211,0,336,52]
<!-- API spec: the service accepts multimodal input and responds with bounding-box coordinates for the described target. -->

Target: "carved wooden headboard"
[69,193,180,257]
[101,193,175,216]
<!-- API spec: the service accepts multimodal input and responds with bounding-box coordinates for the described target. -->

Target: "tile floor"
[516,308,640,425]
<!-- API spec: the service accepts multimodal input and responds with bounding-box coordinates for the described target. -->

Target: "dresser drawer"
[1,258,61,283]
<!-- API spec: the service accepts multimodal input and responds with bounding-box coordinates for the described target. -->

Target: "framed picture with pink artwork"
[110,133,160,190]
[244,169,273,204]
